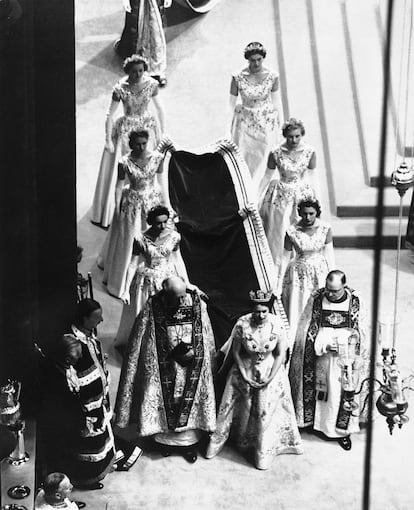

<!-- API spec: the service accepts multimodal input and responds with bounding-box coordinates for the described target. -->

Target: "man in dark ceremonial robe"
[38,299,115,489]
[115,276,216,463]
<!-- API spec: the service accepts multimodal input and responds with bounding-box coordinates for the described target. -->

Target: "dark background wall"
[0,0,77,411]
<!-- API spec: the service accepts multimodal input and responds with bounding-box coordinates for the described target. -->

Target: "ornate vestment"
[115,290,216,437]
[289,287,368,437]
[65,326,115,485]
[39,326,116,487]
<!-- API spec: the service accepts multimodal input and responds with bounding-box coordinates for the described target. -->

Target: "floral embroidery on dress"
[262,144,315,211]
[112,79,158,116]
[283,222,330,293]
[136,230,180,291]
[233,71,279,140]
[111,78,159,140]
[119,151,163,220]
[206,313,303,469]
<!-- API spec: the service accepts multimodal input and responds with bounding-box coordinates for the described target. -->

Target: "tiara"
[244,42,265,54]
[298,190,316,202]
[128,52,149,66]
[249,290,273,303]
[282,117,304,130]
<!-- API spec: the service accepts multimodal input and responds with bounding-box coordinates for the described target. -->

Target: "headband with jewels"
[249,290,273,303]
[128,52,149,67]
[298,190,317,203]
[244,42,266,54]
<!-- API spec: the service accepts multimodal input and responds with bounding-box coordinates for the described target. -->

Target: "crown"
[249,290,273,303]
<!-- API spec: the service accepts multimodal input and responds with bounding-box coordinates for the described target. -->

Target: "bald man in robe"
[289,270,368,451]
[115,276,216,462]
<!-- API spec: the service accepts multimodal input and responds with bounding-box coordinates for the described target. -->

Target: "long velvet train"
[164,138,289,347]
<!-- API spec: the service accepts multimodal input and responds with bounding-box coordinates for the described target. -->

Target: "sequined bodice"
[235,71,276,108]
[287,222,330,260]
[274,144,314,184]
[141,230,180,270]
[121,151,162,192]
[112,77,158,117]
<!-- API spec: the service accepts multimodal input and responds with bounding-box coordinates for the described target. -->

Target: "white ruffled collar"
[71,324,96,344]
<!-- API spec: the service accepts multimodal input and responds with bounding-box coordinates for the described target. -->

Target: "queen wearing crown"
[206,290,303,470]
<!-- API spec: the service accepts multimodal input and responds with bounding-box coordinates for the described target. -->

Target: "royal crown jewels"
[249,290,273,303]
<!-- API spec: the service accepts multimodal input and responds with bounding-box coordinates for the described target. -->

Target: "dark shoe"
[77,482,104,491]
[182,449,197,463]
[74,502,86,509]
[337,436,352,451]
[90,220,109,230]
[160,448,172,457]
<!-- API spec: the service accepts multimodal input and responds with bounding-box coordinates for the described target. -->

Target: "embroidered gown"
[115,228,182,347]
[117,0,167,79]
[91,76,161,228]
[231,70,280,191]
[281,220,332,343]
[206,313,303,470]
[115,291,216,443]
[100,151,163,298]
[260,143,315,269]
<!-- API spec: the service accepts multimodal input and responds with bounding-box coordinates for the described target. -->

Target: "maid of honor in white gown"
[114,205,190,347]
[279,198,335,345]
[229,41,283,198]
[99,129,166,298]
[91,54,165,228]
[259,118,317,275]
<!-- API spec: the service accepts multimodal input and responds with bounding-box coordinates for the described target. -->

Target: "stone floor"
[74,1,414,509]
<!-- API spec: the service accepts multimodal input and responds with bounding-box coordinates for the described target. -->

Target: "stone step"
[378,0,414,161]
[346,0,414,187]
[309,0,368,206]
[336,185,411,217]
[275,0,335,219]
[343,0,385,185]
[275,0,412,243]
[309,0,409,216]
[330,215,408,248]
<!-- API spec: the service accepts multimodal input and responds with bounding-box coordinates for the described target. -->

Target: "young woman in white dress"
[279,198,335,344]
[91,55,165,228]
[229,41,283,198]
[259,118,317,274]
